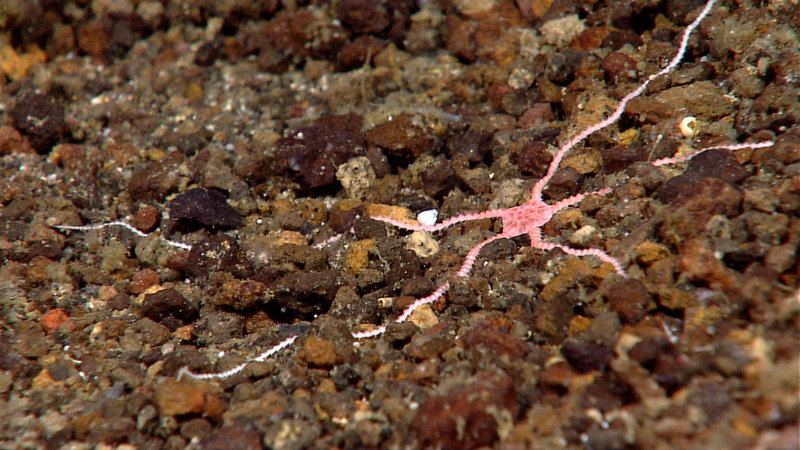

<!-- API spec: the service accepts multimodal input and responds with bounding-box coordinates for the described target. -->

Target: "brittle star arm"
[528,227,627,277]
[652,141,775,166]
[551,187,613,213]
[530,0,720,201]
[370,208,505,232]
[55,221,192,251]
[351,232,512,339]
[176,335,298,381]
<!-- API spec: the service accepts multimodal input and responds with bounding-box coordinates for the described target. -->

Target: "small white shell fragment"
[679,116,698,139]
[417,209,438,226]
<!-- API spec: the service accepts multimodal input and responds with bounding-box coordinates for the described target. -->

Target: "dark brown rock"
[518,141,554,177]
[603,144,648,174]
[275,114,365,188]
[167,188,242,230]
[445,127,493,163]
[561,337,615,373]
[10,92,65,154]
[186,235,252,279]
[336,0,391,35]
[141,288,199,329]
[658,150,747,204]
[269,270,341,320]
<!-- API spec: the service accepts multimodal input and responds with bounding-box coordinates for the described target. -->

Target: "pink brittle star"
[356,0,763,338]
[116,0,771,380]
[361,177,622,339]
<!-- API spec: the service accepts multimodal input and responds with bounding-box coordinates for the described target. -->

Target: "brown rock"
[296,336,337,368]
[210,275,267,310]
[0,125,33,155]
[405,329,454,360]
[141,288,199,329]
[155,379,224,418]
[462,322,528,358]
[634,241,671,266]
[77,20,110,61]
[678,239,736,288]
[606,279,652,323]
[201,424,264,450]
[412,372,519,449]
[561,337,615,373]
[601,51,638,84]
[344,239,375,274]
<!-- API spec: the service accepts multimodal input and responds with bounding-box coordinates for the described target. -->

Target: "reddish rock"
[129,268,160,295]
[133,204,160,232]
[601,51,638,84]
[262,9,346,62]
[366,113,435,164]
[679,239,736,288]
[412,372,519,450]
[40,309,71,335]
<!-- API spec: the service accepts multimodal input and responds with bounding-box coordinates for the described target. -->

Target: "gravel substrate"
[1,0,798,449]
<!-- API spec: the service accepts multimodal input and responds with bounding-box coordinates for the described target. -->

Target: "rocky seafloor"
[0,0,798,448]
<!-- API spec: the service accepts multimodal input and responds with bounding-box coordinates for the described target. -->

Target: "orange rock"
[40,308,72,335]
